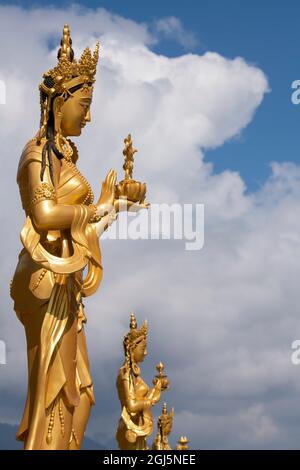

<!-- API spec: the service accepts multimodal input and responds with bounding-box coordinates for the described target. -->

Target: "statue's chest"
[57,159,94,206]
[134,376,149,398]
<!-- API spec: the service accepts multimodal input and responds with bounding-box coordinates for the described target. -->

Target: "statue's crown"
[124,313,148,350]
[40,24,99,98]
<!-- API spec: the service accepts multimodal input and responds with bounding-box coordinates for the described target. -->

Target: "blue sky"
[2,0,300,192]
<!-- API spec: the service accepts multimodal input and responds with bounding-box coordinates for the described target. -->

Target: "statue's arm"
[27,161,95,231]
[145,382,161,404]
[94,211,117,237]
[93,199,150,238]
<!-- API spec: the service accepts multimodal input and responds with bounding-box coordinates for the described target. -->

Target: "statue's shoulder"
[21,136,44,161]
[17,137,46,181]
[119,365,130,381]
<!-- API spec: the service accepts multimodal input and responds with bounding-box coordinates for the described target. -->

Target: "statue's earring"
[129,349,134,366]
[130,348,140,376]
[36,97,50,144]
[54,96,64,137]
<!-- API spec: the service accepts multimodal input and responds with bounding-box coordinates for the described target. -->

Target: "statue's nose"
[85,109,91,122]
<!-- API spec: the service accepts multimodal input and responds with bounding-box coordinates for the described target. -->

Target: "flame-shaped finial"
[57,24,74,62]
[130,312,137,331]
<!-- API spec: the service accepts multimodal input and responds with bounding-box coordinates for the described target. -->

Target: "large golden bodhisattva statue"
[9,24,147,450]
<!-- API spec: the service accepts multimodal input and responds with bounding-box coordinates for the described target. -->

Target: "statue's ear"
[129,348,134,361]
[53,95,64,115]
[53,96,64,134]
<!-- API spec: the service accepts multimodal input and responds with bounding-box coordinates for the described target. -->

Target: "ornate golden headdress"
[36,24,99,143]
[123,313,148,353]
[40,24,99,97]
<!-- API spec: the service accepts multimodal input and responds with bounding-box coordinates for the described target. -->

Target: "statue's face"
[60,87,92,137]
[132,338,147,363]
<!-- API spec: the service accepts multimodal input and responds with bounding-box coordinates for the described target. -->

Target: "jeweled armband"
[88,204,102,223]
[30,182,57,207]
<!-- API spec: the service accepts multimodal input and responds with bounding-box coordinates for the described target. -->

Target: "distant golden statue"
[152,403,174,450]
[116,313,169,450]
[10,24,147,450]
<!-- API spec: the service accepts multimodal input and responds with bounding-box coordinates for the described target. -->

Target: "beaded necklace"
[55,134,94,206]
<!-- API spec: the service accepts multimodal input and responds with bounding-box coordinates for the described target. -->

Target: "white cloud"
[0,5,298,450]
[154,16,198,49]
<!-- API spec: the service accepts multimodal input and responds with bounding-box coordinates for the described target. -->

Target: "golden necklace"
[54,133,73,161]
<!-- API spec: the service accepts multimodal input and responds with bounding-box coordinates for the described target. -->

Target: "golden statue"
[152,404,189,451]
[152,403,174,450]
[9,24,147,450]
[116,313,169,450]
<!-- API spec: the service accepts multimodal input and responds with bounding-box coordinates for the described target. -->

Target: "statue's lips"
[80,122,86,128]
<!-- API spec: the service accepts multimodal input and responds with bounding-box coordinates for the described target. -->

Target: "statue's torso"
[11,137,95,316]
[17,137,94,217]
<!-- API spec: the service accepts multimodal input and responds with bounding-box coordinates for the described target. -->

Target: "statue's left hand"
[150,380,162,405]
[114,199,150,213]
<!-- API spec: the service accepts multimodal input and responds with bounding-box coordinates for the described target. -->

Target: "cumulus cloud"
[154,16,198,49]
[0,4,298,450]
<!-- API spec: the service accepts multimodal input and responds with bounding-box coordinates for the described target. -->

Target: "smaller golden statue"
[116,313,169,450]
[152,403,174,450]
[115,134,147,204]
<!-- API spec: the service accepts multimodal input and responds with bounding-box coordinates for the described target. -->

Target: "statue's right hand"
[151,391,161,405]
[96,169,117,217]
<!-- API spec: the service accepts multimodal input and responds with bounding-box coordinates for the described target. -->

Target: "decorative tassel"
[58,397,65,437]
[46,398,56,445]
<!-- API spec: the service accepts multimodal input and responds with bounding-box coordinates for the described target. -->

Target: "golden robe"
[10,137,103,449]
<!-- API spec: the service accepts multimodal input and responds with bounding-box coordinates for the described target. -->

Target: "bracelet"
[88,205,118,224]
[88,204,102,223]
[107,207,117,224]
